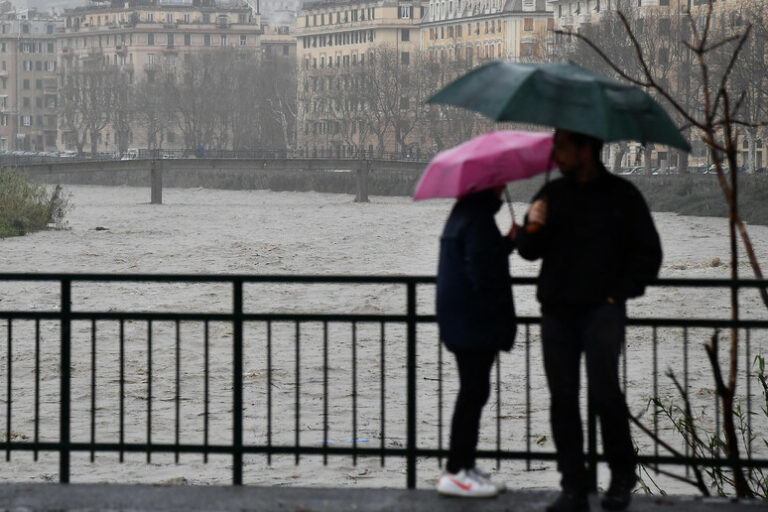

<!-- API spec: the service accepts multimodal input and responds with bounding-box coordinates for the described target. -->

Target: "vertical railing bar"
[525,324,531,471]
[6,319,11,462]
[379,321,386,467]
[352,321,358,466]
[746,328,752,460]
[174,319,181,464]
[119,319,125,464]
[684,327,689,478]
[495,352,501,471]
[653,327,658,472]
[90,319,96,463]
[323,321,329,466]
[60,279,71,483]
[437,336,443,469]
[204,320,210,464]
[406,281,417,489]
[622,335,628,396]
[267,320,272,465]
[294,321,301,466]
[34,319,40,462]
[147,320,153,464]
[233,280,244,485]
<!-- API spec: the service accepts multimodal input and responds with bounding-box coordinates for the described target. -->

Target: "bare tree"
[58,57,120,155]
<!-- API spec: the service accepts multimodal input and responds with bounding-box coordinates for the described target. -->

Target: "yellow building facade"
[296,0,425,157]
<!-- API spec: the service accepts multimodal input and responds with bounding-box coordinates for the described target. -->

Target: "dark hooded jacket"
[516,166,662,312]
[436,189,517,353]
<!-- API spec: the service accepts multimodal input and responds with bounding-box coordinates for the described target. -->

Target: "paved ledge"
[0,484,765,512]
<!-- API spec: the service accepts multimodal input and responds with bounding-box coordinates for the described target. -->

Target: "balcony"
[116,44,128,55]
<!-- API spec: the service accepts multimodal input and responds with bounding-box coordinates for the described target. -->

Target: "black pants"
[541,303,635,491]
[446,349,497,474]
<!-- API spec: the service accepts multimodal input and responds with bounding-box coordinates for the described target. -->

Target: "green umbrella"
[428,60,691,152]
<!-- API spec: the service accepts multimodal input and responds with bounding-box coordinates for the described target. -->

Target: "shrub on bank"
[0,169,69,237]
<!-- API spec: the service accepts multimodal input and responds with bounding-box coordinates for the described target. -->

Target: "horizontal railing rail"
[0,273,766,489]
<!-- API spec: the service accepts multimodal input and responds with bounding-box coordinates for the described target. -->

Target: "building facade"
[296,0,426,158]
[57,0,262,153]
[0,11,62,152]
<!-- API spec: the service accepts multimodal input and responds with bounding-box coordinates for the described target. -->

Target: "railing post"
[60,279,71,484]
[232,280,243,485]
[406,281,417,489]
[586,394,598,492]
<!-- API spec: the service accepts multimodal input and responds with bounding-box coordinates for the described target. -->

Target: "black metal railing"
[0,273,767,489]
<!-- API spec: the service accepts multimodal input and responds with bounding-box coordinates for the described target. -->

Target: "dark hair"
[563,131,604,161]
[558,130,603,162]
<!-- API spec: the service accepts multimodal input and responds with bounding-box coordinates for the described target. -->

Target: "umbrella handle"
[503,187,515,223]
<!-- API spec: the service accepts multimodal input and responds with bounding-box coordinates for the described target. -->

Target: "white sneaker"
[436,469,499,498]
[469,467,507,493]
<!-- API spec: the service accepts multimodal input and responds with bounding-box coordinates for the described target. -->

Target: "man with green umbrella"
[516,129,662,512]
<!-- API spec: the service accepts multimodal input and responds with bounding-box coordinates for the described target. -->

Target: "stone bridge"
[8,157,428,203]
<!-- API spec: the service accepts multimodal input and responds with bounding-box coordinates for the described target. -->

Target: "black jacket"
[516,167,662,312]
[436,190,517,352]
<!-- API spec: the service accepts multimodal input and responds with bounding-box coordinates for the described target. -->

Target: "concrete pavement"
[0,484,765,512]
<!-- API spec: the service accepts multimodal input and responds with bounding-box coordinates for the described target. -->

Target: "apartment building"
[296,0,426,158]
[422,0,553,68]
[0,11,62,152]
[57,0,262,152]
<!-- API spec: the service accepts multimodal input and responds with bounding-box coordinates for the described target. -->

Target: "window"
[167,33,174,47]
[524,18,533,31]
[36,61,42,71]
[147,13,154,22]
[24,61,32,71]
[184,33,191,46]
[204,34,211,46]
[45,61,55,72]
[1,115,7,126]
[203,13,210,23]
[283,44,289,55]
[399,6,412,18]
[401,29,410,41]
[220,35,227,47]
[36,97,42,107]
[401,51,409,65]
[240,34,247,46]
[22,115,31,126]
[184,13,190,23]
[148,53,155,65]
[47,24,54,34]
[22,24,29,34]
[35,79,42,89]
[47,42,54,53]
[167,13,173,23]
[23,79,30,89]
[148,33,154,45]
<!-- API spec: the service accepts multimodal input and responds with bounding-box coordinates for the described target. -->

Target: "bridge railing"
[0,273,767,490]
[0,149,433,166]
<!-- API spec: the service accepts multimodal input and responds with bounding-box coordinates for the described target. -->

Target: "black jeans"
[446,349,497,474]
[541,303,635,491]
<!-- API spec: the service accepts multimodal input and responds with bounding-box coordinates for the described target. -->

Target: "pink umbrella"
[413,130,556,201]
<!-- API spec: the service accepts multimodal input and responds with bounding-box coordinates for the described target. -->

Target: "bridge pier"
[355,159,370,203]
[150,158,163,204]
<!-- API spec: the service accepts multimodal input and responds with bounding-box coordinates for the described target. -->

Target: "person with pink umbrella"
[415,130,556,498]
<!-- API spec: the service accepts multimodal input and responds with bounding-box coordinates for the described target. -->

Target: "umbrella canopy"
[413,130,556,201]
[428,61,691,152]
